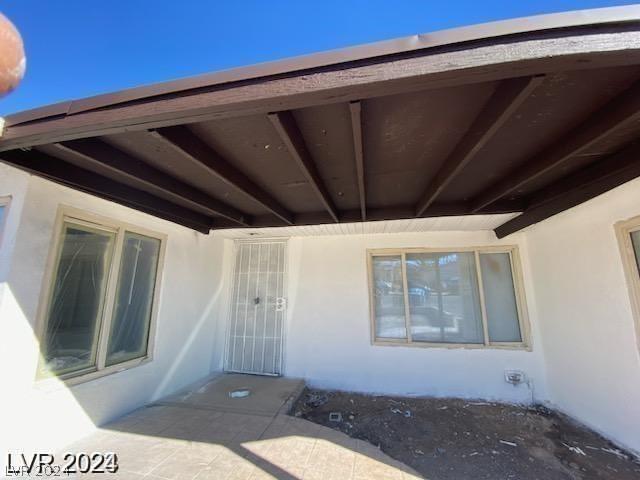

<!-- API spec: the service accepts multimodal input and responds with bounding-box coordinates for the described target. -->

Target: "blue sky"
[1,0,636,115]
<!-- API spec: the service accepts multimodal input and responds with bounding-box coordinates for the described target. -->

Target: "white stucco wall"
[278,230,548,404]
[525,177,640,454]
[0,165,227,455]
[4,157,640,456]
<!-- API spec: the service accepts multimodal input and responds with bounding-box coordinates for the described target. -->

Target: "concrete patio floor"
[64,375,421,479]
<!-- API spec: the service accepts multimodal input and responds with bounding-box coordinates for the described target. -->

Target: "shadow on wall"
[0,182,229,456]
[0,282,95,454]
[151,281,226,401]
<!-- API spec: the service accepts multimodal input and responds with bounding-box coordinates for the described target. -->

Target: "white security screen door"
[225,240,286,375]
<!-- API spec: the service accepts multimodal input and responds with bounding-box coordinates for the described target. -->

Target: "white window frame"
[367,245,531,350]
[35,206,167,386]
[615,215,640,355]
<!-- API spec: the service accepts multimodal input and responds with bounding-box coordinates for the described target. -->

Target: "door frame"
[223,237,288,376]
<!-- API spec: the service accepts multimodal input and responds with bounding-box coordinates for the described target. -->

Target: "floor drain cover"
[229,389,251,398]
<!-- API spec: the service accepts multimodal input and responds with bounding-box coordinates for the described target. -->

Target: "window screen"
[480,253,521,342]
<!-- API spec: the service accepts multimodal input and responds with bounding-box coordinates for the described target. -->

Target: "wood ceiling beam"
[4,28,639,151]
[471,79,640,213]
[349,101,367,220]
[268,111,339,222]
[0,149,215,232]
[150,126,293,225]
[414,76,544,216]
[52,139,249,226]
[494,142,640,238]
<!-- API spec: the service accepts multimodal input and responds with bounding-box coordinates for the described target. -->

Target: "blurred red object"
[0,12,25,97]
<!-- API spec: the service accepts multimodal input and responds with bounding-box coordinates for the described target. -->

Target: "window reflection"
[406,252,484,344]
[43,225,115,376]
[480,253,521,342]
[372,256,407,339]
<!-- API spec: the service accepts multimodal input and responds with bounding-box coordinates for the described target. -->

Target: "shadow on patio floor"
[63,374,422,479]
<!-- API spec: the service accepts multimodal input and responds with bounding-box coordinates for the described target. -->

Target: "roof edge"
[6,4,640,126]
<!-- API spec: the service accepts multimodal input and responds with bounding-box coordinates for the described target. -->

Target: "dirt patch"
[291,389,640,480]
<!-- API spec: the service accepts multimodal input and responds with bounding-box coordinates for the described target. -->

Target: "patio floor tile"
[63,375,421,479]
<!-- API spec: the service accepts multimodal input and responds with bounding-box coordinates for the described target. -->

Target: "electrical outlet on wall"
[505,370,526,385]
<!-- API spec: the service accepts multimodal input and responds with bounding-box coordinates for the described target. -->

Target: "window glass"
[370,248,526,347]
[630,230,640,273]
[480,253,521,342]
[106,232,161,366]
[406,252,484,344]
[39,215,164,381]
[0,204,5,228]
[42,224,115,376]
[372,256,407,339]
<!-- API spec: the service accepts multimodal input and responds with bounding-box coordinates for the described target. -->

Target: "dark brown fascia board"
[7,101,73,125]
[267,111,339,222]
[349,101,366,220]
[150,126,293,225]
[414,75,544,216]
[3,25,640,152]
[7,5,640,125]
[494,142,640,238]
[51,139,249,226]
[0,149,215,232]
[471,78,640,212]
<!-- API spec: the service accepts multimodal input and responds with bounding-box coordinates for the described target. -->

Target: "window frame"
[35,206,167,386]
[367,245,531,350]
[615,215,640,355]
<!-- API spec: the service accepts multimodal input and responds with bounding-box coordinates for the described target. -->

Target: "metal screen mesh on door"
[225,241,286,375]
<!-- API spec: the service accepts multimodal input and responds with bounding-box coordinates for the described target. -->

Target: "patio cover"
[2,6,640,237]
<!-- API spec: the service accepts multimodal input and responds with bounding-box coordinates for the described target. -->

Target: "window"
[368,247,529,348]
[615,216,640,353]
[37,209,164,381]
